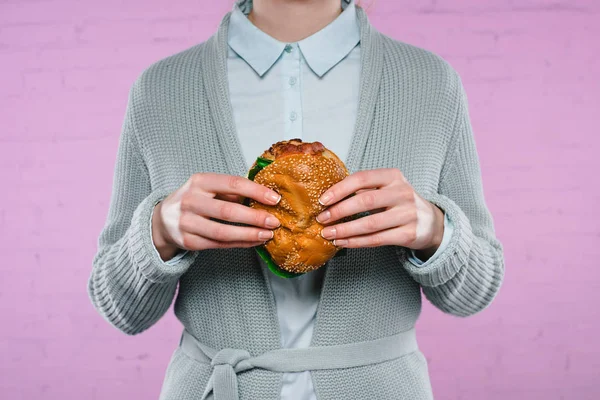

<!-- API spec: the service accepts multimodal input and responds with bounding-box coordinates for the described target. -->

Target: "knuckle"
[409,207,418,221]
[180,193,193,211]
[402,189,415,203]
[369,234,383,247]
[190,173,205,186]
[227,175,243,191]
[391,168,403,178]
[335,224,346,237]
[211,224,228,241]
[257,211,268,227]
[366,215,379,230]
[181,233,196,249]
[361,192,376,208]
[219,203,234,220]
[331,204,344,220]
[357,171,370,186]
[178,213,191,231]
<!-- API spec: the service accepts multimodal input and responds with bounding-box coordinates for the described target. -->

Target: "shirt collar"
[228,0,360,77]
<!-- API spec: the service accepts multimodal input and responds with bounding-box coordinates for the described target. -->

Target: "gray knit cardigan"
[88,5,504,399]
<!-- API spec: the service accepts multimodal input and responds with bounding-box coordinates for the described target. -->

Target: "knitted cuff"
[399,192,474,287]
[128,189,198,283]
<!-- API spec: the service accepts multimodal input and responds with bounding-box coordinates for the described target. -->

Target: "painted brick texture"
[1,0,599,399]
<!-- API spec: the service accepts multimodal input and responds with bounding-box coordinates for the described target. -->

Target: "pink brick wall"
[1,0,599,398]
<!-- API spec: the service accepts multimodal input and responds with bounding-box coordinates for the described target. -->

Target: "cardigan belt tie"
[180,328,419,400]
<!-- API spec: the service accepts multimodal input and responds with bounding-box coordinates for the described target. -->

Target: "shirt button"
[289,76,297,85]
[290,111,297,121]
[284,44,293,53]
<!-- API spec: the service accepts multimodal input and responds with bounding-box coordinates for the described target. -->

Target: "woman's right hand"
[151,172,282,261]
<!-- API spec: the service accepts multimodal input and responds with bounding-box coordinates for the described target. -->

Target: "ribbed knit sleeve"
[87,83,198,335]
[401,76,505,317]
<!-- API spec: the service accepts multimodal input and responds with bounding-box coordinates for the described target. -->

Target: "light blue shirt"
[152,0,453,398]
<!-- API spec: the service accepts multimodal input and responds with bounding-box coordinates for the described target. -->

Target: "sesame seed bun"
[248,139,349,274]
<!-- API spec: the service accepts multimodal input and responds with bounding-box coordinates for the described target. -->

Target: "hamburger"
[246,139,349,278]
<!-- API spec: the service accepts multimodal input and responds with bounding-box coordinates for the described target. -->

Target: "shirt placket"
[282,43,303,139]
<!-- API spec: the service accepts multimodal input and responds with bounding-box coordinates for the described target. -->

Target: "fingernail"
[265,192,281,204]
[333,239,348,247]
[321,227,336,240]
[258,230,274,240]
[265,216,280,228]
[319,192,333,205]
[316,210,331,223]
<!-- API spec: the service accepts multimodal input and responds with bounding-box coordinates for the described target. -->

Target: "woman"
[88,0,505,399]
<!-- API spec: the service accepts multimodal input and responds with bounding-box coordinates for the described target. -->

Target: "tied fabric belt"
[180,328,419,400]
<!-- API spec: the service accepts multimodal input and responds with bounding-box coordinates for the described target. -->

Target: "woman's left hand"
[316,168,445,255]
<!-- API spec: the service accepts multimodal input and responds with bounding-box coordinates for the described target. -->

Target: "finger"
[319,169,401,206]
[332,226,416,248]
[215,193,243,203]
[180,214,275,242]
[193,173,281,205]
[320,209,404,240]
[356,189,386,214]
[316,189,400,224]
[184,196,280,228]
[182,233,265,251]
[209,240,265,249]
